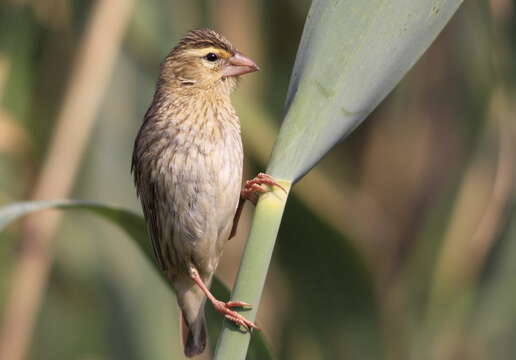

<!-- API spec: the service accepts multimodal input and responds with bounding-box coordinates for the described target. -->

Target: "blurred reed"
[0,1,134,359]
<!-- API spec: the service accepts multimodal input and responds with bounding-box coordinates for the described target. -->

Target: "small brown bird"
[131,29,280,357]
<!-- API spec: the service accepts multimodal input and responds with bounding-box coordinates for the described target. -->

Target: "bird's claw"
[241,173,286,205]
[226,300,253,310]
[214,300,258,332]
[224,314,257,332]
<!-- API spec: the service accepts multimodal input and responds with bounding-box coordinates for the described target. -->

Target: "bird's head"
[160,29,259,92]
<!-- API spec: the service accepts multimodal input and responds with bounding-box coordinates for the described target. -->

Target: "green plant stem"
[214,181,291,360]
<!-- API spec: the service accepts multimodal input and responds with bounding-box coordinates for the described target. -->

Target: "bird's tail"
[172,270,211,357]
[181,310,207,357]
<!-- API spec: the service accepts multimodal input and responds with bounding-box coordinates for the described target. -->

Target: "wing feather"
[131,110,171,271]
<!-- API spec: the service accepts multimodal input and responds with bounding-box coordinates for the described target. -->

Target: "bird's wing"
[139,182,167,270]
[131,117,169,271]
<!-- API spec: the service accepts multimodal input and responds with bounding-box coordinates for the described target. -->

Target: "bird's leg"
[228,197,245,240]
[229,173,286,239]
[189,267,258,331]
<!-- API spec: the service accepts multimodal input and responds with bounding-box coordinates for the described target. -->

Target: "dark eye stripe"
[206,52,218,61]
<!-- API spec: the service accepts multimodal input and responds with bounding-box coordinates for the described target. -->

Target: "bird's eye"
[205,53,218,62]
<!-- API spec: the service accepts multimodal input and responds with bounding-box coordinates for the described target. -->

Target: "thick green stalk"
[214,181,291,360]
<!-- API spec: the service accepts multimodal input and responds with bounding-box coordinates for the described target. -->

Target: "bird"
[131,29,282,357]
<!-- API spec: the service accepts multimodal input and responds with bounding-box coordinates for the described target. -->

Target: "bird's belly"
[162,135,242,274]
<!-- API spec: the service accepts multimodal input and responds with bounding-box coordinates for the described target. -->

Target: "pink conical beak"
[222,51,259,77]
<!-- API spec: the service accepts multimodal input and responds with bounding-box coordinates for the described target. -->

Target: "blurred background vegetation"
[0,0,515,359]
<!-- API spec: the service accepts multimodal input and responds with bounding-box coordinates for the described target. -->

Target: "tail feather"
[181,311,207,357]
[173,271,212,357]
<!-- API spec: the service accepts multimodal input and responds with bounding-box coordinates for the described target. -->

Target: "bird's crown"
[174,29,234,56]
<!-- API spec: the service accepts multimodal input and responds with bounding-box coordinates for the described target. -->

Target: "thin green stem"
[214,181,291,360]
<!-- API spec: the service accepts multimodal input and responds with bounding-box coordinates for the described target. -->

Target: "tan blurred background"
[1,0,515,359]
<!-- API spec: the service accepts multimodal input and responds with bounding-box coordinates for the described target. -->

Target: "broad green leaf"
[268,0,464,182]
[0,200,148,252]
[0,200,272,359]
[216,0,463,359]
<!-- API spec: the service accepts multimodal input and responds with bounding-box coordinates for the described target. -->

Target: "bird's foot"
[229,173,286,239]
[241,173,286,205]
[189,267,258,331]
[212,300,258,332]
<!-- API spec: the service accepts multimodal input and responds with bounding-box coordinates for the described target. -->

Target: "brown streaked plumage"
[131,29,259,357]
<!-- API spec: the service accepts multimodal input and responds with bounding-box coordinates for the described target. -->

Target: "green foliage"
[268,0,463,182]
[216,0,463,358]
[0,200,272,359]
[0,200,147,247]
